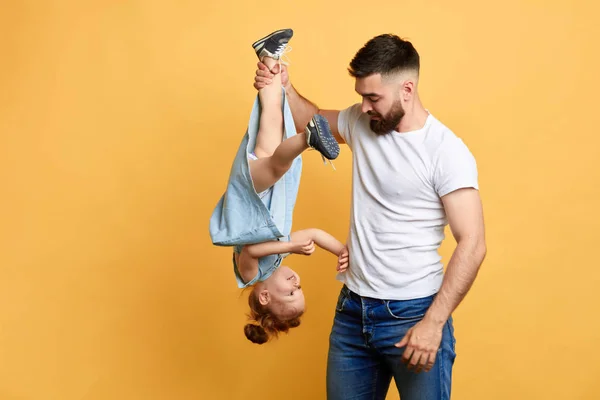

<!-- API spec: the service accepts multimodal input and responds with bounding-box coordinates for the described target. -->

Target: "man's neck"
[396,99,429,133]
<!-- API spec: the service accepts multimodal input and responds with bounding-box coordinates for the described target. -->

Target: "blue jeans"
[327,286,456,400]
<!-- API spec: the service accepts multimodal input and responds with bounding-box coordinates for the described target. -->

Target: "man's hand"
[336,246,349,272]
[254,62,290,90]
[290,240,315,256]
[395,318,444,373]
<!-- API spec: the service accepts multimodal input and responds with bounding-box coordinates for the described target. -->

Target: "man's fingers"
[255,76,273,84]
[423,352,436,372]
[256,69,274,79]
[407,351,422,371]
[414,352,430,373]
[395,330,410,348]
[401,344,414,363]
[269,63,281,74]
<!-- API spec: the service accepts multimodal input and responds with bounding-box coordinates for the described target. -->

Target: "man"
[254,33,486,400]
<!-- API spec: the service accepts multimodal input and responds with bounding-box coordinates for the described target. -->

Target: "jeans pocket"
[384,295,434,320]
[335,288,349,312]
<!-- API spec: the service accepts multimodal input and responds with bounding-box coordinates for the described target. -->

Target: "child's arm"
[236,237,315,282]
[290,229,349,272]
[290,229,345,257]
[244,240,314,259]
[243,229,348,270]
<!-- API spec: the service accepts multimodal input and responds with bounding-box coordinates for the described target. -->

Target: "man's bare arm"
[424,187,487,326]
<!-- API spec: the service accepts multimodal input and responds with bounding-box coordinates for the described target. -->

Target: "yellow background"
[1,0,599,399]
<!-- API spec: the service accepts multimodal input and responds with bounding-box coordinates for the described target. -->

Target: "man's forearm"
[424,238,487,326]
[285,84,319,133]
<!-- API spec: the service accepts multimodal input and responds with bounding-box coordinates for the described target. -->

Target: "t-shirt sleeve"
[337,103,363,149]
[433,136,479,197]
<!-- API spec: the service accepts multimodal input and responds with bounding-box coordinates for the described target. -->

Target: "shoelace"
[306,148,337,171]
[275,44,293,66]
[324,157,336,170]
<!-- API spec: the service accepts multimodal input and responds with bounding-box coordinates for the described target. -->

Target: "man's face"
[355,73,406,135]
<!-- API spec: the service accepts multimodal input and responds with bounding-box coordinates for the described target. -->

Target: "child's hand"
[337,246,349,273]
[291,240,315,256]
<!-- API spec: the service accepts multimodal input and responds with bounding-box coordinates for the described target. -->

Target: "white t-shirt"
[337,104,479,300]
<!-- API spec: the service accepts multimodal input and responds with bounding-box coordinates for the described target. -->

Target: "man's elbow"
[459,235,487,265]
[474,239,487,265]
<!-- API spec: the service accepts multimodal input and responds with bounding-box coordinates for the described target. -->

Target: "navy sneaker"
[305,114,340,160]
[252,29,293,61]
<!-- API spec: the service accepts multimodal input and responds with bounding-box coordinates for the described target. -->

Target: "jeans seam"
[439,319,453,400]
[438,344,444,400]
[361,298,369,348]
[371,367,378,400]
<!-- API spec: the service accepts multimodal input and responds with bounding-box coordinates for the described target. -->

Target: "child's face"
[267,266,305,318]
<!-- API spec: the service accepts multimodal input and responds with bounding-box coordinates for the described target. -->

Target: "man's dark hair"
[348,34,420,78]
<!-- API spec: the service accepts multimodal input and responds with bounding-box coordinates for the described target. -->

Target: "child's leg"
[249,56,309,194]
[254,57,284,158]
[250,133,308,193]
[290,229,345,256]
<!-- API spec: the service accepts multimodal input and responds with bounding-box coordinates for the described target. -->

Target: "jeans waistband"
[341,285,438,304]
[342,285,387,304]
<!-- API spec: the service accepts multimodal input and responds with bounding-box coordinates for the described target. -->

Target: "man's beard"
[368,99,405,135]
